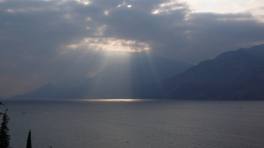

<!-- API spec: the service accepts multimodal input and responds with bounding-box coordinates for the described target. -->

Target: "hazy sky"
[1,0,264,97]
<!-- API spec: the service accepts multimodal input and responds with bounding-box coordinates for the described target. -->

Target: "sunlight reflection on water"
[5,100,264,148]
[77,99,154,102]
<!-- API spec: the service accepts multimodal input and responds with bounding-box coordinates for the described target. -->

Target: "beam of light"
[83,52,133,99]
[143,51,167,98]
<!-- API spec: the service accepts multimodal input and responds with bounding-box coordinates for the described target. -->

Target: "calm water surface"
[2,100,264,148]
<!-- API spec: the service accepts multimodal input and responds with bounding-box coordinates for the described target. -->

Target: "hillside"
[10,44,264,100]
[142,49,264,100]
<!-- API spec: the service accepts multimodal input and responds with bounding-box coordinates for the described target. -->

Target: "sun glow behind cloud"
[67,38,150,52]
[75,0,91,5]
[117,2,132,8]
[152,1,186,14]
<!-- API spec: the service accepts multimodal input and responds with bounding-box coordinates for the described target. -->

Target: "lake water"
[1,99,264,148]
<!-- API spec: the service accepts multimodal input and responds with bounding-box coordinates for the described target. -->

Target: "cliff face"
[152,50,264,100]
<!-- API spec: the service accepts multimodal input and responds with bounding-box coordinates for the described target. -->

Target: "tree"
[26,130,32,148]
[0,102,4,115]
[0,109,10,148]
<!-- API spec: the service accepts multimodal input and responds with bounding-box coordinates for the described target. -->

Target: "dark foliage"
[26,130,32,148]
[0,109,10,148]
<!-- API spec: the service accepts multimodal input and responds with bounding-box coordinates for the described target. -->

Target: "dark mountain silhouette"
[10,55,192,99]
[240,44,264,61]
[10,44,264,100]
[10,83,76,99]
[75,56,192,98]
[138,47,264,100]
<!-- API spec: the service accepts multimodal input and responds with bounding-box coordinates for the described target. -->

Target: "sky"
[1,0,264,98]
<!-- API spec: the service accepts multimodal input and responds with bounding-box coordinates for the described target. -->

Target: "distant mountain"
[240,44,264,61]
[11,44,264,100]
[139,47,264,100]
[75,56,192,98]
[10,55,192,99]
[11,83,78,99]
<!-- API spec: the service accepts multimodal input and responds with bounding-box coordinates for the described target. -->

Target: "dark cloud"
[0,0,264,97]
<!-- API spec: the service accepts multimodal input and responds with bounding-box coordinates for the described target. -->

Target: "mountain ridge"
[10,55,192,99]
[9,44,264,100]
[140,49,264,100]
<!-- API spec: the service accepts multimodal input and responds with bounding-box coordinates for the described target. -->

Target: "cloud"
[66,37,150,52]
[0,0,264,97]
